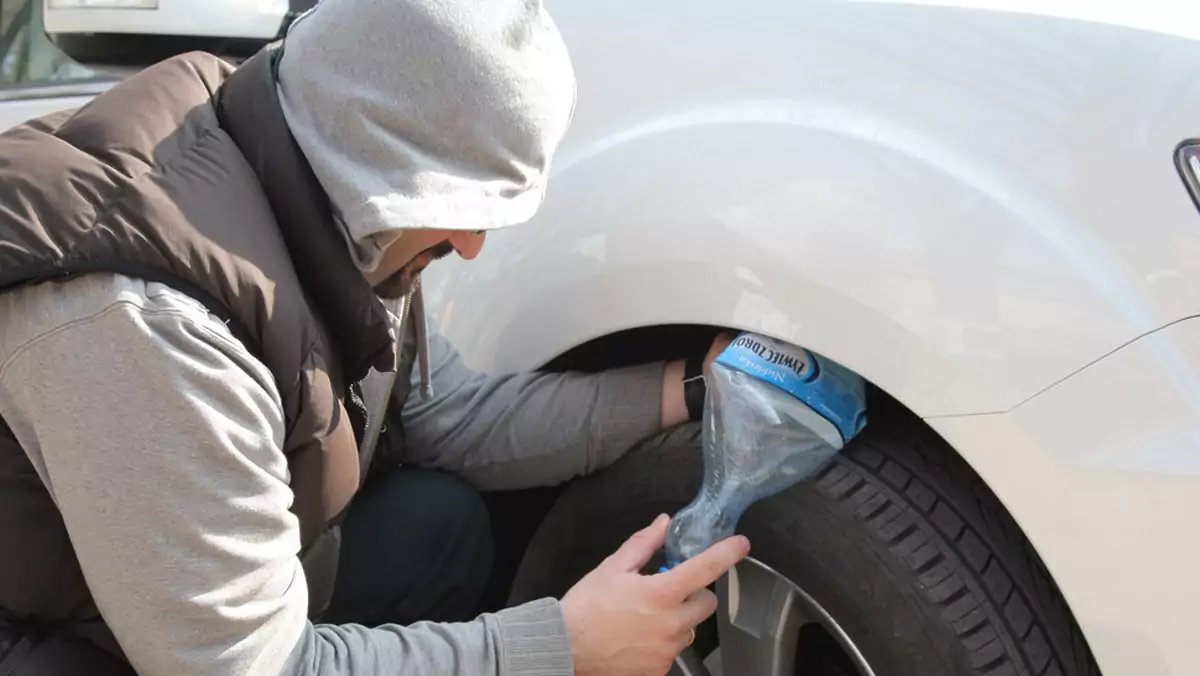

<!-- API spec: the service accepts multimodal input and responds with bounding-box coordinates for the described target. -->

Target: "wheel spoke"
[714,557,807,676]
[670,647,713,676]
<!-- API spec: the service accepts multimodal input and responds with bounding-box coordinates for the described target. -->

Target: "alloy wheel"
[671,557,877,676]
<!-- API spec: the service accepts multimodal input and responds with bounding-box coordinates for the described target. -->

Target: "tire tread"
[827,404,1101,676]
[509,398,1102,676]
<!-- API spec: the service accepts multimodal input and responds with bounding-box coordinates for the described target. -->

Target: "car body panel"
[0,85,111,130]
[416,2,1200,673]
[929,316,1200,676]
[423,0,1200,419]
[43,0,288,39]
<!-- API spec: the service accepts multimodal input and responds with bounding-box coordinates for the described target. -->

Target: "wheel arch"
[508,334,1101,676]
[419,113,1119,655]
[533,323,1030,551]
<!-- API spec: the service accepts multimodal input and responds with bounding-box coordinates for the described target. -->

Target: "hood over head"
[276,0,577,271]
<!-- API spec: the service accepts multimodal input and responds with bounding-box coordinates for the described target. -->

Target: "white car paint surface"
[44,0,288,39]
[424,0,1200,418]
[931,317,1200,676]
[417,1,1200,674]
[0,92,100,130]
[5,1,1200,674]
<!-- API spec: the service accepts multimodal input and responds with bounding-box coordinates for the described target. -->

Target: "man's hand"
[560,514,751,676]
[702,332,735,375]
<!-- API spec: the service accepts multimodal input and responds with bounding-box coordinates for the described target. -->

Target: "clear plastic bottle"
[663,332,868,568]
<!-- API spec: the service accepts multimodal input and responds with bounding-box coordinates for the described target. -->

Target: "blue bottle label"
[715,333,867,444]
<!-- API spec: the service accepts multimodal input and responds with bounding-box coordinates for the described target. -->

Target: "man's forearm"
[288,600,571,676]
[397,331,666,490]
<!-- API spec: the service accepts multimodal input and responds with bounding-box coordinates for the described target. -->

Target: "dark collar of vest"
[215,44,396,384]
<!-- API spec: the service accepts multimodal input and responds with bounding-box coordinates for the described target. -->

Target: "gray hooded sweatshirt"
[0,1,667,675]
[276,0,580,414]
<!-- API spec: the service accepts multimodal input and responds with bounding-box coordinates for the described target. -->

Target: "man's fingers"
[670,591,718,654]
[604,514,670,573]
[676,589,719,629]
[673,628,697,654]
[662,535,750,598]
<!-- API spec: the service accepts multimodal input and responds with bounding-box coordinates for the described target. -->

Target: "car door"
[1,0,112,131]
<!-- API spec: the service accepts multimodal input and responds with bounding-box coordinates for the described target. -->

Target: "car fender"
[929,316,1200,676]
[425,1,1200,418]
[426,1,1200,418]
[422,108,1200,670]
[420,6,1200,673]
[423,108,1200,417]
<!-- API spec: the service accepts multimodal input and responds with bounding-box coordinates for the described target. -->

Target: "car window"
[1,0,99,88]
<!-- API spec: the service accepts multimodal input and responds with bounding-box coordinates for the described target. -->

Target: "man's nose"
[450,231,487,260]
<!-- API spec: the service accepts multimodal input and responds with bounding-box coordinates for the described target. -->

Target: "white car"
[5,1,1200,675]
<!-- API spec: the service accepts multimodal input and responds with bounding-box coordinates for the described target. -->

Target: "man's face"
[366,230,487,299]
[374,240,455,299]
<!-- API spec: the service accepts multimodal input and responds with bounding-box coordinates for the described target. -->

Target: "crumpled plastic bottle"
[663,332,869,568]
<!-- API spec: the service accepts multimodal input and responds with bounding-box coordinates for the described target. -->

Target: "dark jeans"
[0,631,134,676]
[322,468,495,626]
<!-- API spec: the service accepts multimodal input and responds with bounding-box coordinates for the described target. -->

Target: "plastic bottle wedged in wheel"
[664,332,868,567]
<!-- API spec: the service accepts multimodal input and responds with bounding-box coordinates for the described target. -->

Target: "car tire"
[508,399,1099,676]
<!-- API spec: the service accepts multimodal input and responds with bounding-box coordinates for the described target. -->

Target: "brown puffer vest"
[0,45,406,660]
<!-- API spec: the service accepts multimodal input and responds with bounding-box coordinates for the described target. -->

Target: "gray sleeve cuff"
[494,598,574,676]
[589,362,666,471]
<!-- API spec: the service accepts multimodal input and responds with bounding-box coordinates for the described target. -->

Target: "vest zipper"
[356,277,429,469]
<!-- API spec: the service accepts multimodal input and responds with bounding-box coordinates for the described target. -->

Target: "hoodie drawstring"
[356,277,433,465]
[410,280,433,401]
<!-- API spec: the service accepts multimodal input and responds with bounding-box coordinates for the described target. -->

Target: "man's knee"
[414,471,492,562]
[365,468,491,566]
[399,471,493,608]
[328,469,494,625]
[0,620,134,676]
